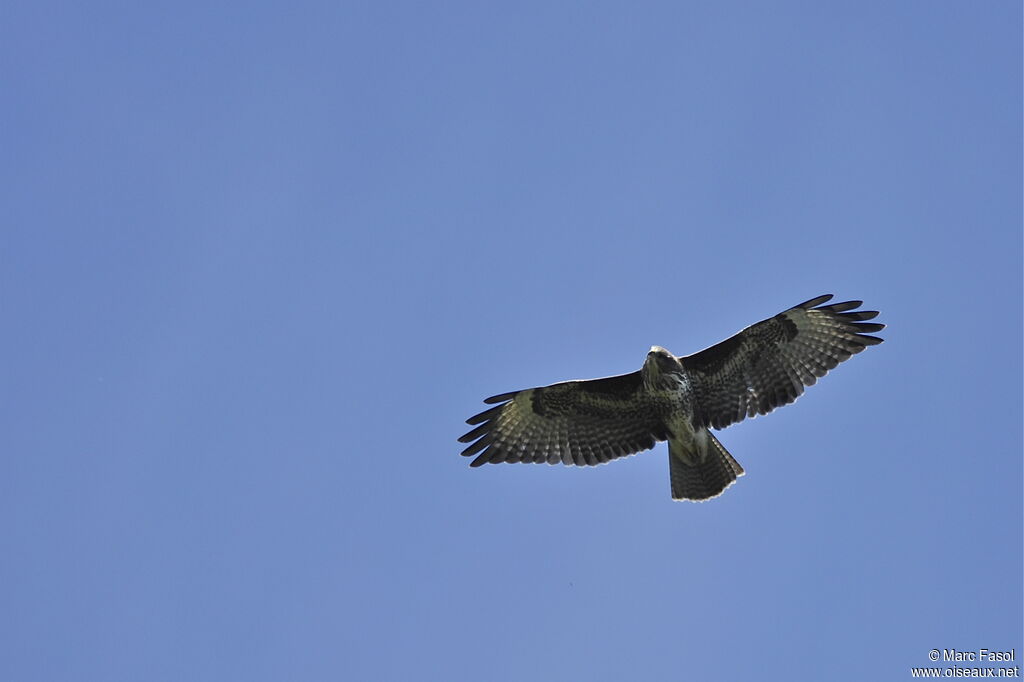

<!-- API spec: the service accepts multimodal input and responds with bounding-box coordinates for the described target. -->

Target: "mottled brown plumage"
[459,295,884,501]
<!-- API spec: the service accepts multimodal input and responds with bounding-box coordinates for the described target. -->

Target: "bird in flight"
[459,295,884,501]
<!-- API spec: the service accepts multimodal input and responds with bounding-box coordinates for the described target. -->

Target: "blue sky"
[2,2,1021,680]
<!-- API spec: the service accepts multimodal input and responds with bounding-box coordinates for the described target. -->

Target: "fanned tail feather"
[669,432,744,502]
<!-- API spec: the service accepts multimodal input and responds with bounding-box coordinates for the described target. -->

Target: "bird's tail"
[669,432,744,502]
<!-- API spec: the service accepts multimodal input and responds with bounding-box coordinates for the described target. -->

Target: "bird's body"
[638,347,743,499]
[459,295,884,501]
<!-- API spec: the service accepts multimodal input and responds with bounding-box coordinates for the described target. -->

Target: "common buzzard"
[459,295,884,501]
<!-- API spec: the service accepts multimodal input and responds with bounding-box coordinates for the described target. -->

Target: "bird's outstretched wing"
[681,295,884,430]
[459,371,668,467]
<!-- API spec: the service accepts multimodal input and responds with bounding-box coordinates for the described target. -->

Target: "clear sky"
[2,2,1021,680]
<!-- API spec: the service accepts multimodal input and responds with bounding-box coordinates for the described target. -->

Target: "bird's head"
[643,346,682,386]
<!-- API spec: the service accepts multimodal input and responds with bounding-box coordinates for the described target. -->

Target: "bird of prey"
[459,295,884,501]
